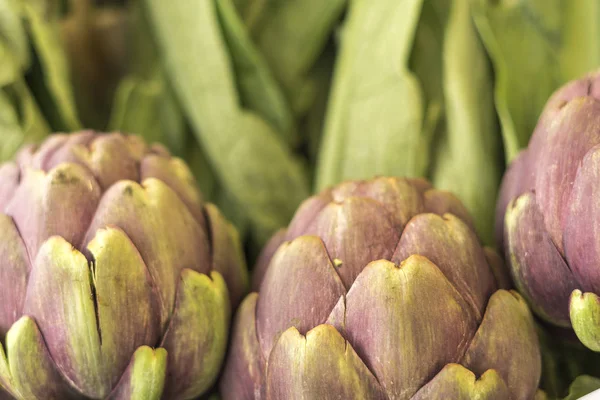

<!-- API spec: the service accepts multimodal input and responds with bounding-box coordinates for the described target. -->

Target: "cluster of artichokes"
[4,69,600,398]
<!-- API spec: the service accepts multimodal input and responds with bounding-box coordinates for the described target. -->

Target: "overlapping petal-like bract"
[496,71,600,352]
[222,177,541,399]
[0,132,248,399]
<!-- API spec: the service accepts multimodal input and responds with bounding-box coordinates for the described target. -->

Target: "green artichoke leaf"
[301,45,336,174]
[0,0,30,75]
[429,0,501,245]
[248,0,347,116]
[0,316,77,399]
[471,0,600,163]
[409,0,448,146]
[109,0,216,199]
[108,0,187,156]
[315,0,425,191]
[0,1,48,161]
[411,364,510,399]
[144,0,310,245]
[0,89,26,162]
[11,80,50,145]
[0,80,50,162]
[215,0,297,146]
[21,0,81,131]
[214,184,251,239]
[160,271,230,398]
[563,376,600,400]
[570,290,600,352]
[109,73,187,157]
[232,0,268,33]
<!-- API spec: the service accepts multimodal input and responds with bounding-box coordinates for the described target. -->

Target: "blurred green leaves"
[471,0,600,162]
[1,0,599,251]
[143,0,310,245]
[563,376,600,399]
[316,0,501,243]
[23,0,80,131]
[316,0,426,189]
[236,0,346,116]
[217,0,297,145]
[0,0,70,161]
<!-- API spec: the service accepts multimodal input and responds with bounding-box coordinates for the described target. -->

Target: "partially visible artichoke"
[222,177,541,399]
[0,132,248,399]
[497,70,600,352]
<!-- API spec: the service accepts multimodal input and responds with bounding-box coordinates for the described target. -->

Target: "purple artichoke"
[497,70,600,352]
[222,177,541,399]
[0,132,248,399]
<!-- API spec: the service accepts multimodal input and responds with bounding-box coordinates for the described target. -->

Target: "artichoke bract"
[497,70,600,352]
[0,132,248,399]
[221,177,541,399]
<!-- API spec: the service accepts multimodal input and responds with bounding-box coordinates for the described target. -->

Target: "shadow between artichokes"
[221,177,542,399]
[0,131,248,399]
[496,70,600,353]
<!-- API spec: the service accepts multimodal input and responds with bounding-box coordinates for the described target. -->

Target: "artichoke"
[497,70,600,352]
[221,177,541,399]
[0,132,248,399]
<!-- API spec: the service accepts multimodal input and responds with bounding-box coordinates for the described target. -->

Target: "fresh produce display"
[497,71,600,353]
[0,132,248,399]
[222,177,542,399]
[2,0,600,398]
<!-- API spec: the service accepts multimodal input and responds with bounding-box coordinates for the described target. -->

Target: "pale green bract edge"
[470,0,600,163]
[315,0,425,191]
[143,0,309,245]
[215,0,297,145]
[252,0,347,116]
[22,1,81,131]
[430,0,501,245]
[128,347,167,400]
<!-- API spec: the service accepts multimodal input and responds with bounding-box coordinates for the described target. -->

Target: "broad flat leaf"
[409,0,448,149]
[0,0,29,72]
[315,0,425,191]
[430,0,501,244]
[471,0,600,162]
[250,0,347,115]
[144,0,309,244]
[302,45,336,168]
[564,376,600,400]
[216,0,296,145]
